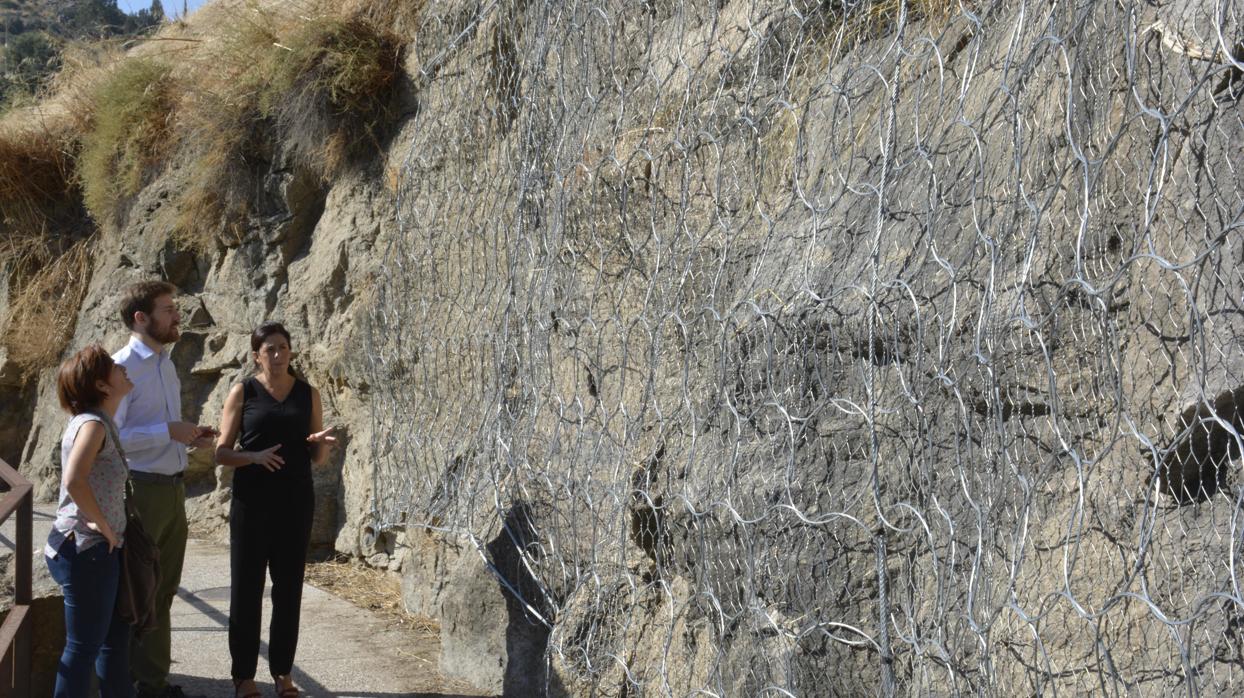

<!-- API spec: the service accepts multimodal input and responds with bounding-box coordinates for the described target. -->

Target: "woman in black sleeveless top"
[214,322,336,698]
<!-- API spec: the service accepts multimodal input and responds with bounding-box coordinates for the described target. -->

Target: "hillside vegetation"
[0,0,406,378]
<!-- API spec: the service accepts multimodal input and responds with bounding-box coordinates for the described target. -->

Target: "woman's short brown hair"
[57,345,114,415]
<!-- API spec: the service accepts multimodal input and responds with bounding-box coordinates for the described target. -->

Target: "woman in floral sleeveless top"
[44,345,134,697]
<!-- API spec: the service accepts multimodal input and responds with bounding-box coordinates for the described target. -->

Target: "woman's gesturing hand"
[307,427,338,450]
[249,444,284,472]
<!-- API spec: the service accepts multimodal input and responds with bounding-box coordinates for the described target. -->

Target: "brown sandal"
[272,675,299,697]
[233,679,262,698]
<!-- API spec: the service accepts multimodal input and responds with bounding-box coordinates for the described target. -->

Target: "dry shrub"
[172,5,403,250]
[265,15,405,177]
[338,0,427,38]
[2,235,95,377]
[78,57,179,227]
[0,120,79,248]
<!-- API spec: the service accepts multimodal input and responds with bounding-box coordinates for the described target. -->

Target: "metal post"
[13,488,32,697]
[0,458,34,695]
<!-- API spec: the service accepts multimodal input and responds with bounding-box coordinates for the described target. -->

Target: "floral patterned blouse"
[44,412,129,557]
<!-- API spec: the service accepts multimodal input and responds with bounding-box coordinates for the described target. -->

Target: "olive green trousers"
[129,479,188,694]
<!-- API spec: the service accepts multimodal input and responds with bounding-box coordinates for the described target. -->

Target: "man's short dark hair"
[119,281,177,330]
[57,344,114,415]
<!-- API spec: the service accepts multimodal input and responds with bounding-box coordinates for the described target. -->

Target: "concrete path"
[3,505,491,698]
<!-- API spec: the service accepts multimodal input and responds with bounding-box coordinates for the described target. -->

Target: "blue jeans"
[46,537,133,697]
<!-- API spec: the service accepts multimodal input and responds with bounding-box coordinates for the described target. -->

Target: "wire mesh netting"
[365,0,1244,694]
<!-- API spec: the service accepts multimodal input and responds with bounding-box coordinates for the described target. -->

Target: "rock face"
[5,0,1244,695]
[375,0,1244,695]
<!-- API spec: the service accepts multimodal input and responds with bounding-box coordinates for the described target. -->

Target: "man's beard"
[149,319,180,344]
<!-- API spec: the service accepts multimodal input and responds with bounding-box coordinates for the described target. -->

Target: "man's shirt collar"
[128,334,163,361]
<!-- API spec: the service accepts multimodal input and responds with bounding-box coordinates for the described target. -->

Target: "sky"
[117,0,211,19]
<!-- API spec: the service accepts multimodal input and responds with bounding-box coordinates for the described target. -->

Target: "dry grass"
[0,46,104,377]
[1,235,95,377]
[304,554,439,638]
[169,3,404,250]
[46,40,131,131]
[263,15,405,177]
[0,120,79,245]
[854,0,958,35]
[0,77,93,378]
[791,0,962,77]
[1,0,407,255]
[338,0,427,37]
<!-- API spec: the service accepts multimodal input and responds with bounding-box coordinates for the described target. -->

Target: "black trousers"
[228,483,314,680]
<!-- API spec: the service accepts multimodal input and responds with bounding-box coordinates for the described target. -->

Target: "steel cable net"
[365,0,1244,694]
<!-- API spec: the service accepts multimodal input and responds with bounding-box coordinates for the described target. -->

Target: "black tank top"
[234,377,313,501]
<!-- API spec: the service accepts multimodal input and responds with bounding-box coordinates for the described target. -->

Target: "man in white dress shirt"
[113,281,215,698]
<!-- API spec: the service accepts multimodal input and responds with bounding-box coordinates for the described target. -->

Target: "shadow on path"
[170,674,482,698]
[176,585,335,697]
[175,584,497,698]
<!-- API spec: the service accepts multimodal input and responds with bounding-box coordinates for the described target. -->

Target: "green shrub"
[2,31,60,97]
[78,57,177,226]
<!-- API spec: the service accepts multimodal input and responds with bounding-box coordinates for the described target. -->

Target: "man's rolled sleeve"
[117,421,172,453]
[113,392,171,453]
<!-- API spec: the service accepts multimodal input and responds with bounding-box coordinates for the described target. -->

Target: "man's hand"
[190,426,219,450]
[168,421,201,445]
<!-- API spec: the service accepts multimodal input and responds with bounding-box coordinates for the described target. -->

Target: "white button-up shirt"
[113,335,187,475]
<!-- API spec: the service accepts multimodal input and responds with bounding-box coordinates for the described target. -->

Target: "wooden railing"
[0,457,32,696]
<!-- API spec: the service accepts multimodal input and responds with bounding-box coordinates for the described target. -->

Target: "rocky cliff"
[3,0,1244,695]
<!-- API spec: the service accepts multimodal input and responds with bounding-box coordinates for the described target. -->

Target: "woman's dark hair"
[57,345,114,415]
[251,322,297,377]
[250,321,293,352]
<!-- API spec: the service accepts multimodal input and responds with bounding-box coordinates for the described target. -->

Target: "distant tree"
[129,3,164,32]
[4,31,59,94]
[0,0,175,105]
[69,0,127,38]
